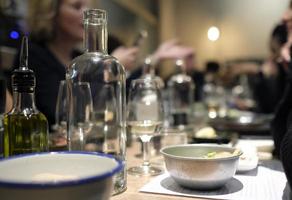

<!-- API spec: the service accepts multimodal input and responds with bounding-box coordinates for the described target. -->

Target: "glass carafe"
[66,9,126,194]
[167,59,195,127]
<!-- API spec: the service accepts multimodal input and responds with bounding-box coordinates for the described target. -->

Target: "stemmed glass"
[127,78,164,176]
[54,80,93,150]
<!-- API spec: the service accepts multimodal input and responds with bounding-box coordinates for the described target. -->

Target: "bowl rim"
[0,151,123,189]
[160,144,242,161]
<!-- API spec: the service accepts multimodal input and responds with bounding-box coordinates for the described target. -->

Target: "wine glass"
[127,78,164,176]
[54,80,93,150]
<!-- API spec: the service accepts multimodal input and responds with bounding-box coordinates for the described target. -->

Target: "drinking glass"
[127,78,164,176]
[54,81,93,150]
[54,81,67,143]
[150,128,188,166]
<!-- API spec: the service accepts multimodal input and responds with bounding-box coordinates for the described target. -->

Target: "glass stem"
[141,135,152,167]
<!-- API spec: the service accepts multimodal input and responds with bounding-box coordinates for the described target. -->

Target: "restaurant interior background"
[0,0,290,78]
[0,1,291,199]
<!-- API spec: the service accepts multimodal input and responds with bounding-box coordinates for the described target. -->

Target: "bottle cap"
[12,36,35,93]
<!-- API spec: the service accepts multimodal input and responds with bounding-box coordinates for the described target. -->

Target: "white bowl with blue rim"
[0,151,123,200]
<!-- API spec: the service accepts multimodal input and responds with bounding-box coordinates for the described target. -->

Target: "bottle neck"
[143,57,155,76]
[84,22,108,54]
[13,91,36,111]
[143,64,155,76]
[176,59,187,75]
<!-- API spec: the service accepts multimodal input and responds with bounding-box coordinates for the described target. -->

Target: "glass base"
[128,165,163,176]
[112,170,127,195]
[112,186,127,196]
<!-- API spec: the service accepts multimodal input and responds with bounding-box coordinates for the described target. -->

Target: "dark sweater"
[272,63,292,187]
[253,63,286,114]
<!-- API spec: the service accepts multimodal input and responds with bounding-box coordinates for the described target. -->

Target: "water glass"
[53,81,93,150]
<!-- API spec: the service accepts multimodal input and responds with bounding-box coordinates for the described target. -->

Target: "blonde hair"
[27,0,61,43]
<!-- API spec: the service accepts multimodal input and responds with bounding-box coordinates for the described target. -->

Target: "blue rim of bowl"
[0,151,124,189]
[160,144,242,161]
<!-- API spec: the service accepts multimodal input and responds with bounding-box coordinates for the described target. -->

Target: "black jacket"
[272,63,292,187]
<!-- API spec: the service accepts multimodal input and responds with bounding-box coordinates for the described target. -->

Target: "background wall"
[98,0,158,58]
[1,0,290,72]
[171,0,290,68]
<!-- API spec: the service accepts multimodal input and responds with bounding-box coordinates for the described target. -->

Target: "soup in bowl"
[0,152,123,200]
[161,144,242,190]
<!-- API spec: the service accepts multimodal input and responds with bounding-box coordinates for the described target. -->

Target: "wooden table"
[111,141,206,200]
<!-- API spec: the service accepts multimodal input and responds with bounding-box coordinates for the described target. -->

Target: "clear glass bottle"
[3,37,49,157]
[66,9,126,194]
[167,59,195,127]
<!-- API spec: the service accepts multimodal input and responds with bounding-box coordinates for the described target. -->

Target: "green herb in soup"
[204,149,240,159]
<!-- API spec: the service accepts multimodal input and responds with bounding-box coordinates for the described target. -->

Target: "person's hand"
[261,60,278,77]
[280,41,292,62]
[111,46,139,71]
[151,39,194,63]
[281,7,292,63]
[229,62,259,78]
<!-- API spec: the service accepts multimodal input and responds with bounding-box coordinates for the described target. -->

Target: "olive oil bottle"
[3,37,49,157]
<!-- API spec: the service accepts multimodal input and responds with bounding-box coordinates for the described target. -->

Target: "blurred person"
[10,0,91,130]
[281,3,292,63]
[204,61,221,84]
[10,0,195,130]
[0,71,12,113]
[190,61,221,103]
[186,54,205,101]
[9,0,139,130]
[252,23,288,113]
[150,39,194,64]
[0,7,20,113]
[107,34,139,72]
[223,23,287,113]
[271,0,292,190]
[126,39,195,92]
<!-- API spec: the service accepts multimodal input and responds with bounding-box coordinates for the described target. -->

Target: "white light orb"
[207,26,220,41]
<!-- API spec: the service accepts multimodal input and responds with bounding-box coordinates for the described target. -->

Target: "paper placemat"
[140,166,287,200]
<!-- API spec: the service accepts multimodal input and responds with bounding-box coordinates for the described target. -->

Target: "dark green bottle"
[3,36,49,157]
